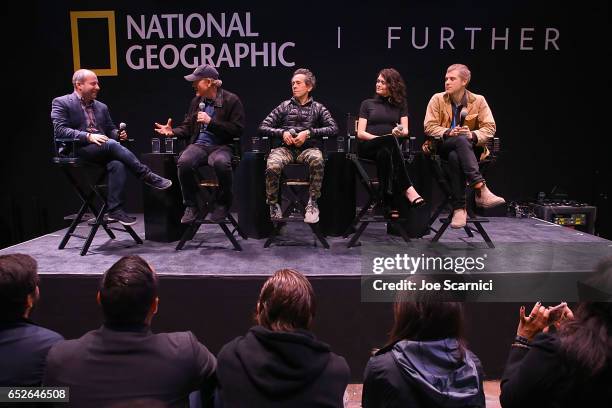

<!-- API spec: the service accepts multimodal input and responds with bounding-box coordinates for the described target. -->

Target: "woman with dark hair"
[362,294,485,407]
[357,68,424,218]
[500,261,612,408]
[216,269,350,407]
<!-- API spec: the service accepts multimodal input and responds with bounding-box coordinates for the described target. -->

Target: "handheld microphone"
[459,109,468,127]
[198,102,206,131]
[119,122,127,131]
[289,129,298,138]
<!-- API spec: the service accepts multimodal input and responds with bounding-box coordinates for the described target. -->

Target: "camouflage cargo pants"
[265,147,324,204]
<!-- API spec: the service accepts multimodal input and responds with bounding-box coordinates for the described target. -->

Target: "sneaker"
[450,208,467,229]
[304,198,320,224]
[475,185,506,208]
[269,203,282,221]
[181,206,200,224]
[208,204,229,223]
[108,210,137,226]
[143,172,172,190]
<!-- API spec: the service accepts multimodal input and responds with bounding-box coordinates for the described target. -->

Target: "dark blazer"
[51,92,119,153]
[43,324,217,408]
[0,319,64,386]
[172,89,245,146]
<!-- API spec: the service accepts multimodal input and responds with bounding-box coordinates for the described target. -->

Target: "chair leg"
[175,223,201,250]
[220,223,242,251]
[464,226,475,237]
[432,219,451,243]
[59,201,88,249]
[343,196,375,238]
[473,222,495,248]
[123,225,143,244]
[428,199,449,233]
[264,223,281,248]
[348,222,369,248]
[309,223,329,249]
[227,213,247,240]
[392,221,412,243]
[81,223,100,256]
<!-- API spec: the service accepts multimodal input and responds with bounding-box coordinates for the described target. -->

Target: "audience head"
[560,257,612,376]
[0,254,39,322]
[256,269,315,331]
[386,278,465,348]
[376,68,407,108]
[98,256,159,326]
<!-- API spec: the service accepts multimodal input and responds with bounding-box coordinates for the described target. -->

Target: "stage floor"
[1,215,610,277]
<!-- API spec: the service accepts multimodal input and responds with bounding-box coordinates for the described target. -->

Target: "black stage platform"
[1,215,610,380]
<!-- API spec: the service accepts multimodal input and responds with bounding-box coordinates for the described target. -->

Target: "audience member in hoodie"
[0,254,63,386]
[362,289,485,408]
[43,255,217,408]
[500,257,612,408]
[216,268,350,407]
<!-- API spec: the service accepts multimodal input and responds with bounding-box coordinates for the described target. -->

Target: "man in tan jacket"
[424,64,505,228]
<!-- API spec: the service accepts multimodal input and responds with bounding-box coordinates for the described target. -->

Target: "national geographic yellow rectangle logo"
[70,11,118,76]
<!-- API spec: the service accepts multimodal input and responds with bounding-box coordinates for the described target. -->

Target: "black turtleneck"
[359,95,408,136]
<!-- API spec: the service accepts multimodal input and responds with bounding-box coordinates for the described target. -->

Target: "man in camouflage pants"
[259,68,338,224]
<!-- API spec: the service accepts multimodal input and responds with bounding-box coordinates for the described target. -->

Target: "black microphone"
[198,102,205,131]
[459,109,468,127]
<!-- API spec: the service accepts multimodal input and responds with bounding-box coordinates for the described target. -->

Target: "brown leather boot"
[451,208,467,229]
[475,185,506,208]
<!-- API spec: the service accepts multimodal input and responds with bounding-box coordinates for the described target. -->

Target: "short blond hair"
[447,64,471,85]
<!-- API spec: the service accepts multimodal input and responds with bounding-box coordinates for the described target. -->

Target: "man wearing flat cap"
[155,64,245,223]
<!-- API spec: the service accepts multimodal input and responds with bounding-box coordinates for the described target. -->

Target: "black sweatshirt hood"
[233,326,332,397]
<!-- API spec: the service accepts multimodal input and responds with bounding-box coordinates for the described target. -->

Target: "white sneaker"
[304,198,320,224]
[269,203,282,221]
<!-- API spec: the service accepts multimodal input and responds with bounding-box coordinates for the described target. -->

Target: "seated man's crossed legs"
[439,136,504,229]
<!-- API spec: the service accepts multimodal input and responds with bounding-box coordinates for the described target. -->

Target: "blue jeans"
[76,139,150,212]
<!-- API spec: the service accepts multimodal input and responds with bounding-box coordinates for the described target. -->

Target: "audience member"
[0,254,63,386]
[362,286,485,407]
[500,258,612,408]
[216,268,350,407]
[43,255,216,408]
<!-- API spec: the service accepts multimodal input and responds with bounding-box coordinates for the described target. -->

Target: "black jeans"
[438,136,484,210]
[177,144,233,207]
[76,139,150,212]
[358,136,412,207]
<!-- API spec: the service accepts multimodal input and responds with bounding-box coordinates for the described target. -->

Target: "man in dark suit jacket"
[43,255,217,408]
[51,69,172,226]
[154,64,245,223]
[0,254,64,386]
